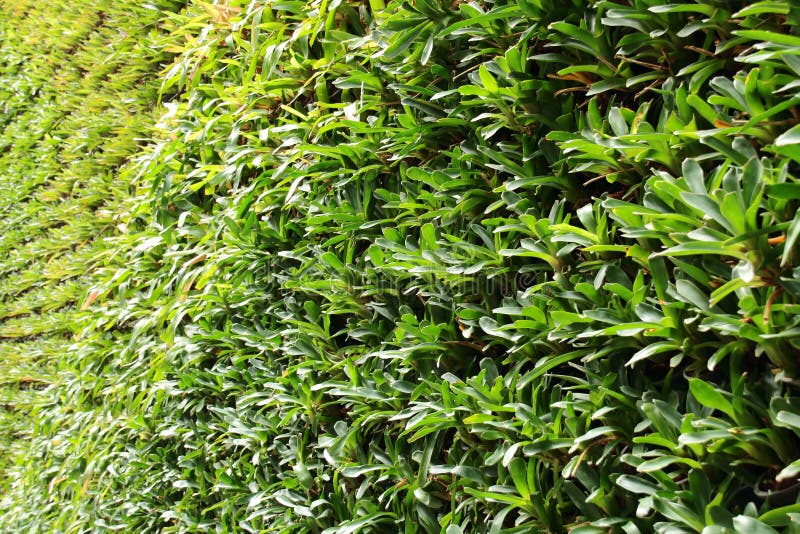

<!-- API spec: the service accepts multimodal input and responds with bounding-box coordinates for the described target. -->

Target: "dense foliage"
[0,0,184,526]
[3,0,800,532]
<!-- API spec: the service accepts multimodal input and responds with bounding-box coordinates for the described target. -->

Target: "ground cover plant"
[4,0,800,532]
[0,0,185,527]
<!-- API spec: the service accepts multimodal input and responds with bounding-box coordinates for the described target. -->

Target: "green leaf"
[658,242,748,260]
[769,183,800,200]
[616,475,659,495]
[689,378,735,419]
[508,457,530,499]
[627,342,680,367]
[776,410,800,431]
[759,504,800,527]
[652,496,705,531]
[775,124,800,147]
[437,4,522,38]
[734,30,800,48]
[649,4,715,15]
[637,455,702,472]
[732,515,780,534]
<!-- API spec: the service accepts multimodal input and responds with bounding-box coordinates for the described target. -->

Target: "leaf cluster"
[5,0,800,533]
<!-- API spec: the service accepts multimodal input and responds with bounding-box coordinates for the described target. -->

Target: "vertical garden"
[2,0,800,532]
[0,0,185,527]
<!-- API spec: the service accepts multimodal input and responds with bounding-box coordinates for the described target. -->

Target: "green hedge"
[5,0,800,532]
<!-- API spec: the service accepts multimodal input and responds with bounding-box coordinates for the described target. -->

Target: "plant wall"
[4,0,800,533]
[0,0,185,527]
